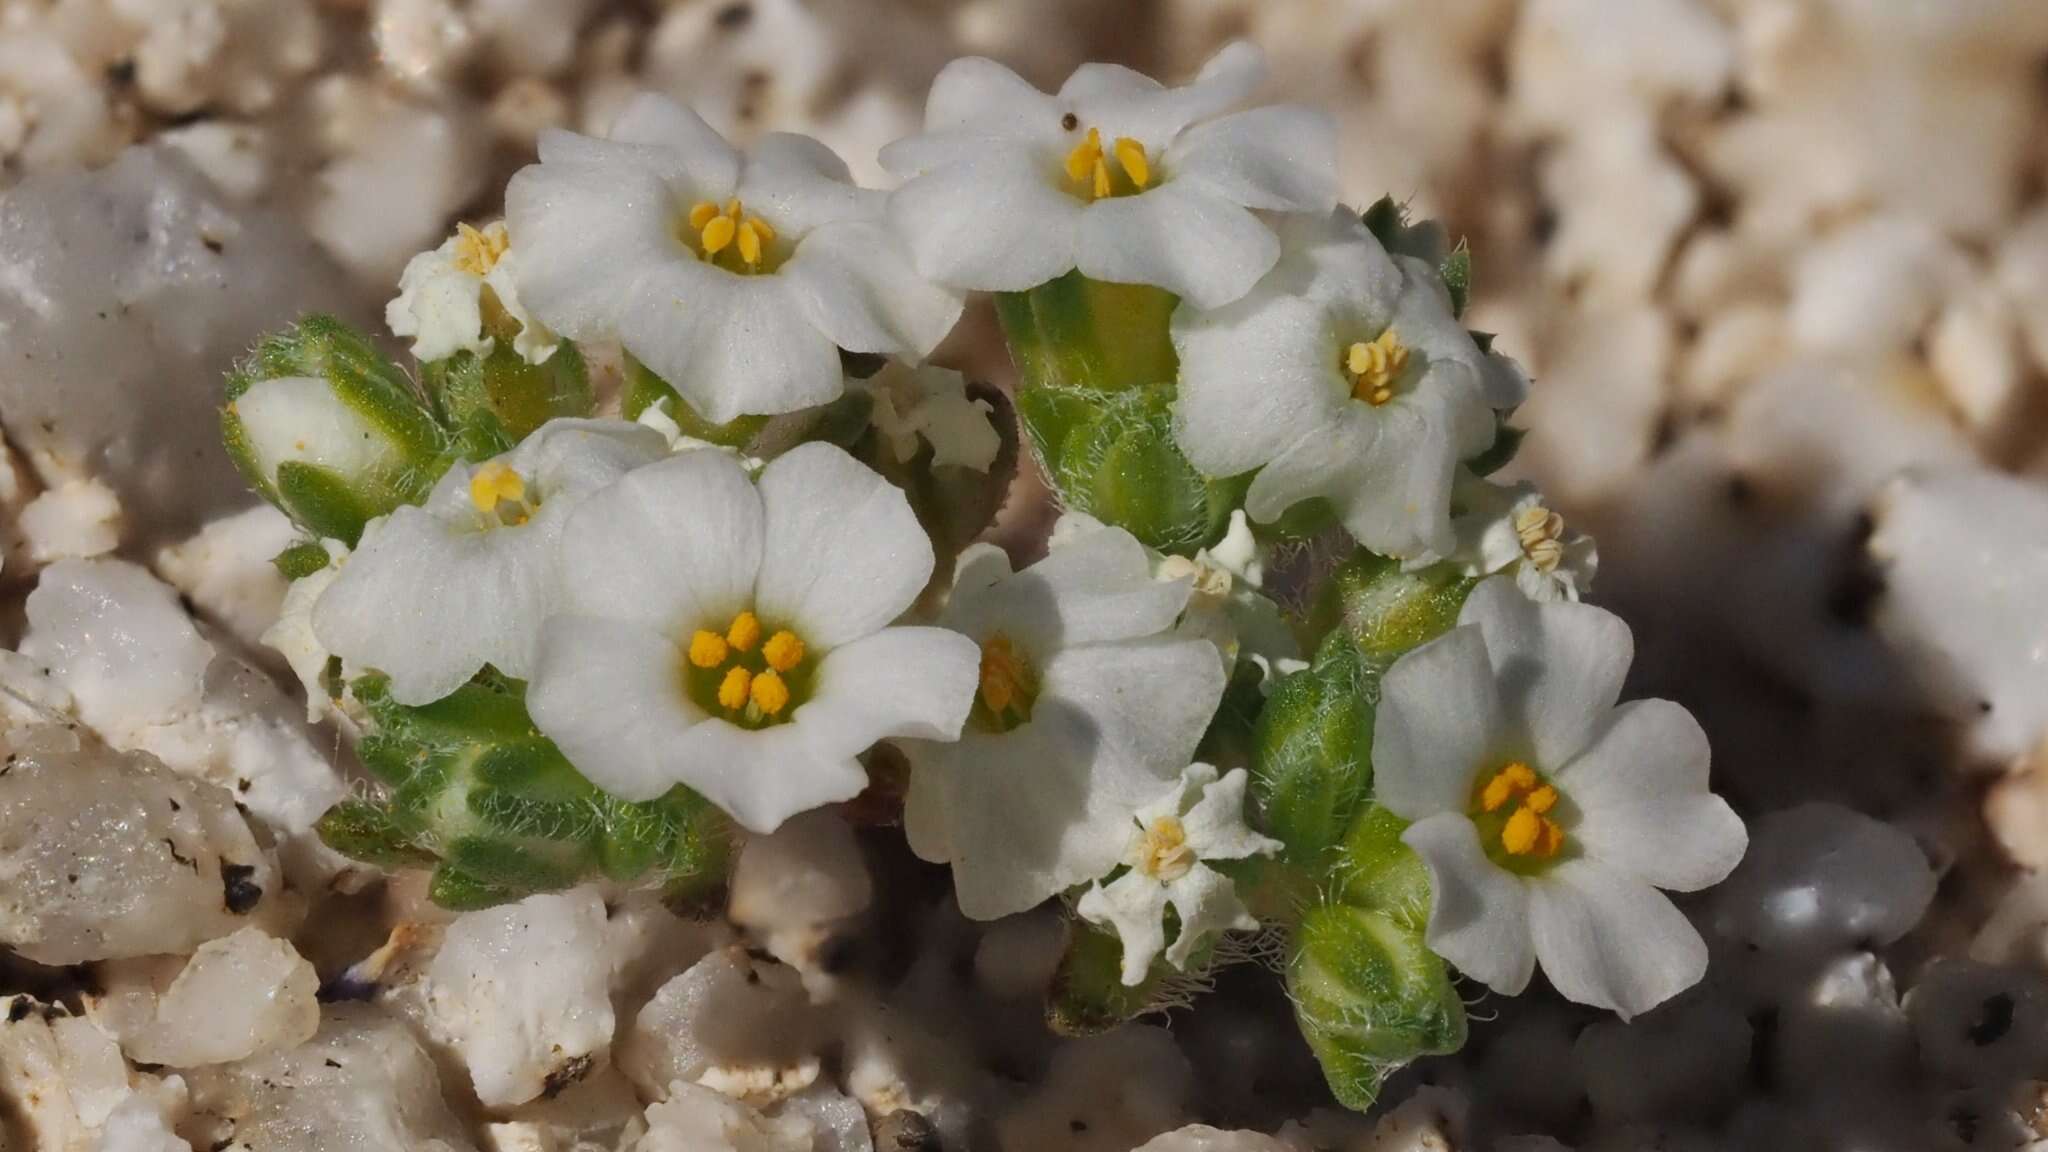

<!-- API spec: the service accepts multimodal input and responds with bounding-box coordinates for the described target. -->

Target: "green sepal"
[424,339,593,445]
[1047,915,1215,1036]
[1440,241,1472,320]
[995,271,1179,396]
[1015,383,1244,555]
[1330,804,1433,923]
[1311,551,1475,668]
[621,355,767,448]
[1250,631,1374,869]
[327,673,733,909]
[273,461,386,546]
[272,539,333,580]
[1288,899,1466,1112]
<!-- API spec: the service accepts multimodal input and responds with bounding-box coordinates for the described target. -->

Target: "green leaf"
[314,800,438,869]
[1250,631,1374,868]
[272,539,333,580]
[1288,900,1465,1112]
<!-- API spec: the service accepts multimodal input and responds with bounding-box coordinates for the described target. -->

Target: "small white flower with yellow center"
[879,42,1338,309]
[1076,762,1281,985]
[505,93,964,424]
[1374,579,1747,1019]
[1435,476,1598,603]
[901,525,1227,920]
[526,442,979,832]
[313,419,668,705]
[862,363,1001,473]
[1172,209,1524,559]
[388,220,560,365]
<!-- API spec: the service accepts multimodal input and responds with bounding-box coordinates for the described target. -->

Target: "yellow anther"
[974,631,1039,732]
[1065,127,1103,185]
[726,611,762,652]
[724,198,742,219]
[1480,772,1519,813]
[1526,785,1558,814]
[762,630,805,673]
[700,213,736,256]
[688,201,721,230]
[1502,807,1543,856]
[737,220,763,266]
[687,630,730,670]
[1344,329,1410,406]
[747,216,775,245]
[452,221,510,276]
[1113,136,1150,189]
[717,666,753,711]
[468,461,530,525]
[749,669,790,716]
[1514,505,1569,573]
[1092,156,1111,200]
[1131,815,1195,882]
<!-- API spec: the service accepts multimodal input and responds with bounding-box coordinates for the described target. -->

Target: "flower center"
[1063,127,1153,201]
[468,461,535,527]
[685,610,809,727]
[972,631,1038,733]
[1514,505,1567,573]
[452,221,510,276]
[1343,329,1410,406]
[1128,815,1195,882]
[682,199,780,274]
[1471,761,1567,865]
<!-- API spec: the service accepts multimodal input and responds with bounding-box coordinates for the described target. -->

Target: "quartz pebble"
[1712,803,1936,956]
[996,1026,1196,1152]
[728,809,873,994]
[89,926,320,1067]
[620,947,823,1107]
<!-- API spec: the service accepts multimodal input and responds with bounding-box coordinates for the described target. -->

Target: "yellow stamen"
[762,630,805,673]
[726,611,762,652]
[1343,329,1410,406]
[1092,156,1111,200]
[717,666,753,711]
[1473,760,1567,860]
[749,669,790,716]
[976,632,1036,728]
[737,220,763,267]
[1113,136,1150,189]
[1525,785,1558,814]
[468,461,530,525]
[1065,127,1102,186]
[1514,505,1569,573]
[452,221,510,276]
[700,213,736,256]
[687,630,730,670]
[747,216,775,245]
[1130,815,1195,882]
[688,202,721,231]
[1501,807,1543,856]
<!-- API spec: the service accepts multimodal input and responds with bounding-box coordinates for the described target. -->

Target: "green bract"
[317,674,731,910]
[423,336,594,447]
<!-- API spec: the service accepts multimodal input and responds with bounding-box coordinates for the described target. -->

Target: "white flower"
[863,363,1001,473]
[1076,762,1281,985]
[387,220,559,366]
[313,418,668,705]
[1428,476,1598,603]
[1154,509,1299,682]
[1373,578,1747,1019]
[879,42,1338,309]
[901,525,1228,920]
[526,442,980,832]
[1172,209,1518,559]
[505,93,964,424]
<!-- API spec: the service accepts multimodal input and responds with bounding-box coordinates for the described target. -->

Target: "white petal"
[1172,291,1343,478]
[1460,578,1634,769]
[508,417,669,500]
[504,159,678,341]
[1179,767,1281,861]
[617,260,844,423]
[313,507,549,704]
[665,717,870,833]
[903,724,1131,919]
[942,523,1190,650]
[1242,407,1373,526]
[1163,863,1260,970]
[1077,871,1172,986]
[1559,700,1748,892]
[795,626,980,751]
[920,55,1060,138]
[1373,625,1501,820]
[1061,41,1265,147]
[388,245,487,363]
[1402,812,1535,995]
[1334,399,1459,559]
[557,450,763,629]
[887,150,1082,292]
[1529,858,1710,1020]
[527,615,704,802]
[1266,208,1403,314]
[1165,104,1339,214]
[754,442,934,649]
[1075,182,1277,309]
[738,132,873,238]
[1041,635,1227,796]
[605,93,742,195]
[782,220,966,358]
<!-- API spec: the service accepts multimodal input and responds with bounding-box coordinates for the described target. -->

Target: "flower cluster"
[221,42,1746,1111]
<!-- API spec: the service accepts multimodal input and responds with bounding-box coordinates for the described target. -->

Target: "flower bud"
[221,315,445,544]
[1288,899,1465,1112]
[424,337,594,446]
[1250,632,1373,866]
[1311,550,1475,667]
[1047,916,1212,1036]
